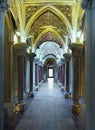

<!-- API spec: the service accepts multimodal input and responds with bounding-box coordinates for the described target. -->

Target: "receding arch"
[43,54,57,62]
[25,5,72,34]
[35,27,64,47]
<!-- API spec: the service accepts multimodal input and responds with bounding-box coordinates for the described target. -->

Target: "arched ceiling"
[25,4,72,48]
[35,31,64,48]
[44,58,57,67]
[8,0,84,51]
[35,41,63,61]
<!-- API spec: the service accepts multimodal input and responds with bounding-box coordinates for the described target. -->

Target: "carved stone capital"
[27,53,36,61]
[63,53,72,61]
[13,43,27,55]
[69,43,84,56]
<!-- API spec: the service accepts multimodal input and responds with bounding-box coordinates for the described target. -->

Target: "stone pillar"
[58,65,61,83]
[0,2,8,129]
[28,53,36,97]
[39,64,43,83]
[62,63,65,86]
[35,64,38,86]
[25,57,30,93]
[63,53,71,98]
[82,0,95,129]
[0,8,4,130]
[13,43,27,112]
[35,58,39,86]
[57,66,59,81]
[60,65,62,83]
[57,63,63,87]
[69,43,84,114]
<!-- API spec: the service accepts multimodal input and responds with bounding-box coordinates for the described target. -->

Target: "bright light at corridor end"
[48,78,54,89]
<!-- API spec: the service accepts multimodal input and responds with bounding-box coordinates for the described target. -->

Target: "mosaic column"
[69,43,84,114]
[13,43,27,111]
[28,53,36,97]
[63,53,71,98]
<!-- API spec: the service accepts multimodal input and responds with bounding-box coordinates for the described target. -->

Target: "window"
[48,68,53,77]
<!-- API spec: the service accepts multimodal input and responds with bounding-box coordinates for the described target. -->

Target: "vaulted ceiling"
[7,0,84,63]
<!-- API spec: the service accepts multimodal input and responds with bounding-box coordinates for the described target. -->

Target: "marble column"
[82,0,95,129]
[13,43,27,111]
[69,43,84,114]
[28,53,36,97]
[63,53,71,98]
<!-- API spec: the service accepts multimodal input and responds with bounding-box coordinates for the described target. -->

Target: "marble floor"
[5,79,86,130]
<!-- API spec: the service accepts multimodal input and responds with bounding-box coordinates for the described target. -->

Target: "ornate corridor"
[0,0,95,130]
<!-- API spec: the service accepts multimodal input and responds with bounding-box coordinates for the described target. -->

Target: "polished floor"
[6,78,86,130]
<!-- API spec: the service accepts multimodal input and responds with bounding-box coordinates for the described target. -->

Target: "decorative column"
[69,43,84,114]
[82,0,95,129]
[13,43,27,112]
[63,53,71,98]
[28,53,36,97]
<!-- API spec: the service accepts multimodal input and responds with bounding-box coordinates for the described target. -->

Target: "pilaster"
[69,43,84,114]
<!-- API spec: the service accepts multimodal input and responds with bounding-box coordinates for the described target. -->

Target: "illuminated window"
[49,68,53,77]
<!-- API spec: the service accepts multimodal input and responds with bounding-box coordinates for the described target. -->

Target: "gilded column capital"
[13,43,27,55]
[69,43,84,56]
[63,53,72,61]
[27,53,36,61]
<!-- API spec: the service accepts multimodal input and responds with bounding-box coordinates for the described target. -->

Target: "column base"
[72,104,80,114]
[61,86,65,91]
[14,103,24,113]
[34,86,39,91]
[65,92,71,98]
[28,92,34,98]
